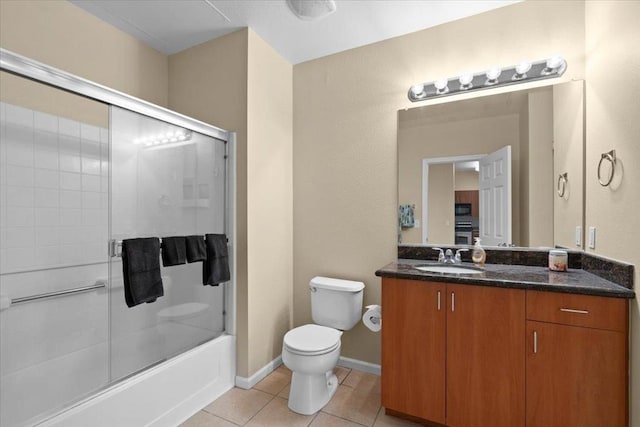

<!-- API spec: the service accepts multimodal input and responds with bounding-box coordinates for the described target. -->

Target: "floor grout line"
[241,391,278,425]
[186,368,386,427]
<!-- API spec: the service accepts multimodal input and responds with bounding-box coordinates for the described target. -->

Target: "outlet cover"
[588,226,596,249]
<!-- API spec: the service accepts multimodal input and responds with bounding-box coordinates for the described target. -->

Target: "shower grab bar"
[10,281,107,306]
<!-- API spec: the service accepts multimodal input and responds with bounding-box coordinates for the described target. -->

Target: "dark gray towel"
[161,236,187,266]
[203,234,230,286]
[185,235,206,263]
[122,238,163,307]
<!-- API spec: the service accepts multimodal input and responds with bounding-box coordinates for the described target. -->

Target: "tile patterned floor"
[182,366,421,427]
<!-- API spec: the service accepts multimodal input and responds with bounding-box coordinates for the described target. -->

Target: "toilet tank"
[310,276,365,330]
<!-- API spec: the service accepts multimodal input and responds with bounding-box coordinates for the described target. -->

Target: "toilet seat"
[283,324,341,356]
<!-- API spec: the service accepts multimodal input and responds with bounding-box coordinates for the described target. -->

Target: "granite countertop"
[376,259,636,299]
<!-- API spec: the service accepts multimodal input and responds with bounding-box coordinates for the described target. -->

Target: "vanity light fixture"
[408,56,567,102]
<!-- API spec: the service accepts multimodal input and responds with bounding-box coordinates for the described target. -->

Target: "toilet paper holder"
[363,304,382,330]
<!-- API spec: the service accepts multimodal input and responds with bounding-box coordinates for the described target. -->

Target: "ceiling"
[70,0,520,64]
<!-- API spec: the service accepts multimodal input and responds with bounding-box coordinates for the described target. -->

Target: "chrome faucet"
[454,248,469,263]
[433,248,468,264]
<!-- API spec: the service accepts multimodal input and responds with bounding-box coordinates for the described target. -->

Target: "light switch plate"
[575,226,582,247]
[414,220,420,228]
[588,226,596,249]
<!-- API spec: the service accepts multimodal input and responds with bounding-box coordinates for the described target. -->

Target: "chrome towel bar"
[11,281,106,306]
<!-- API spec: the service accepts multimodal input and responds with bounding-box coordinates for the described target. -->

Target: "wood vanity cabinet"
[525,291,628,427]
[381,278,525,426]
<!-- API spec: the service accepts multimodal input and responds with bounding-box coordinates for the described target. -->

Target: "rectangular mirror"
[398,81,584,249]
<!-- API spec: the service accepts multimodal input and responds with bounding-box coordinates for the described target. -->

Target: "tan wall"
[0,71,108,128]
[168,30,251,376]
[553,81,585,249]
[526,89,554,247]
[584,2,640,425]
[455,171,479,191]
[0,0,168,107]
[427,164,454,245]
[246,30,293,375]
[293,0,585,365]
[169,29,293,377]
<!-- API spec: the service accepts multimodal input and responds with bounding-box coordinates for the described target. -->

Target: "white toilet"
[282,276,364,415]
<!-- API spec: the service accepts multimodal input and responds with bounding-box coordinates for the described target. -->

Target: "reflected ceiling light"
[408,56,567,102]
[133,130,192,148]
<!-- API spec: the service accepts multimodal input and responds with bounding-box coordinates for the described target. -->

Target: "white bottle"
[472,238,486,267]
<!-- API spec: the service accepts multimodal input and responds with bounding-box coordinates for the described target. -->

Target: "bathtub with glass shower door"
[0,50,235,427]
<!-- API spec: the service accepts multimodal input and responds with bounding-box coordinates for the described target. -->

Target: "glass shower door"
[109,106,226,380]
[0,71,110,427]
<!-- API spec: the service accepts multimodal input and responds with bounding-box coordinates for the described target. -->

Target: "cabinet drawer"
[526,291,627,332]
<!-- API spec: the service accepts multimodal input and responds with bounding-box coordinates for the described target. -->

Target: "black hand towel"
[203,234,230,286]
[161,236,187,266]
[185,235,206,263]
[121,238,164,307]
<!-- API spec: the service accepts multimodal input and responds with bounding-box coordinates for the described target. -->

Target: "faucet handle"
[432,247,445,262]
[455,248,469,263]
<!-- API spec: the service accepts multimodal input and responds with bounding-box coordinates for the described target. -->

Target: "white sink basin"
[415,265,484,275]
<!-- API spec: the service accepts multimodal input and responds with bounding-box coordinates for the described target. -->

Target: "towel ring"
[597,149,616,187]
[557,172,568,197]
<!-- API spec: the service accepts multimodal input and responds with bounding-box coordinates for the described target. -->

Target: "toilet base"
[287,371,338,415]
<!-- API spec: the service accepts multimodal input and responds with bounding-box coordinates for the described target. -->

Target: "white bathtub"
[37,334,235,427]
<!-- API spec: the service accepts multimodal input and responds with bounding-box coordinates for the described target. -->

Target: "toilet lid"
[284,324,341,354]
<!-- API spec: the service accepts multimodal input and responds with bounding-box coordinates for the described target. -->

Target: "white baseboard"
[235,355,283,389]
[337,356,381,376]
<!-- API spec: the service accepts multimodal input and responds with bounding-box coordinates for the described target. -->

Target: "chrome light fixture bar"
[408,56,567,102]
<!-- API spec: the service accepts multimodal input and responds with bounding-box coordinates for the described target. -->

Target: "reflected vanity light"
[408,56,567,102]
[133,130,193,149]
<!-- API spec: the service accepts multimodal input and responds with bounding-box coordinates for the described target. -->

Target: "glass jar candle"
[549,249,568,272]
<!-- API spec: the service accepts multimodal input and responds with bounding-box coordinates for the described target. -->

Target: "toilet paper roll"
[362,305,382,332]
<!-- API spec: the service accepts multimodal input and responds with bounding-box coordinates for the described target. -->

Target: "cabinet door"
[526,321,627,427]
[382,278,445,424]
[446,285,525,427]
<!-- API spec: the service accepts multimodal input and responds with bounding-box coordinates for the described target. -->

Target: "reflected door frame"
[422,154,485,244]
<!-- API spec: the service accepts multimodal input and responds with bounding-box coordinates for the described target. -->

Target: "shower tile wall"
[0,102,108,273]
[0,102,110,427]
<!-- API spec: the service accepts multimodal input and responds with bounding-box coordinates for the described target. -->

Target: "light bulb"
[546,55,563,70]
[515,61,532,75]
[486,67,501,82]
[410,84,425,97]
[434,79,448,91]
[459,73,473,89]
